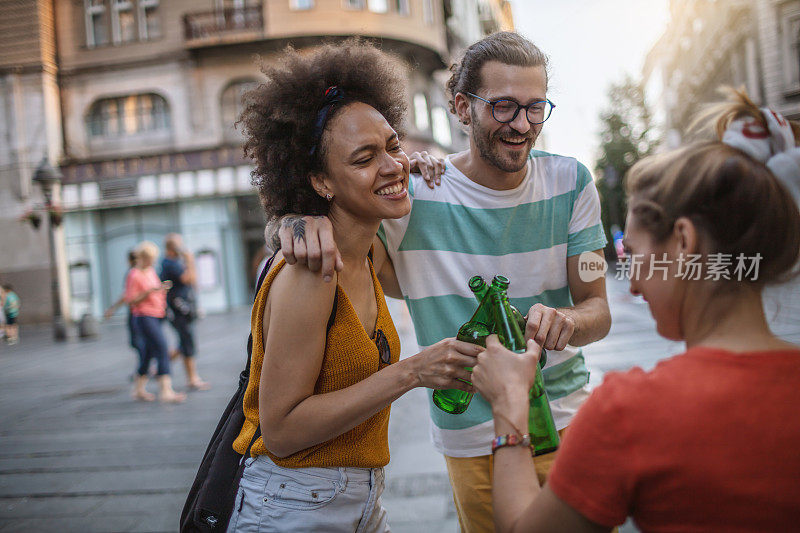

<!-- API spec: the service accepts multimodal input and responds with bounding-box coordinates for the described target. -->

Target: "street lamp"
[33,158,68,341]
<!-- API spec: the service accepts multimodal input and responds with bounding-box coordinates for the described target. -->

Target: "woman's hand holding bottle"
[404,338,482,392]
[472,335,541,415]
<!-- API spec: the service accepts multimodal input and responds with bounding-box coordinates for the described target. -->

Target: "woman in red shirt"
[470,89,800,532]
[125,241,185,403]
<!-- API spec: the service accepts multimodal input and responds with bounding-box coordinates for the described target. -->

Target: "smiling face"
[315,102,411,222]
[623,210,686,341]
[467,61,547,173]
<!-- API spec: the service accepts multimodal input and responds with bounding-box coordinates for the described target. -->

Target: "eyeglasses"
[373,329,391,366]
[466,93,555,125]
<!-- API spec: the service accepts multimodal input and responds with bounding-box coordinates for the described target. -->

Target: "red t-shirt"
[125,267,166,318]
[548,346,800,532]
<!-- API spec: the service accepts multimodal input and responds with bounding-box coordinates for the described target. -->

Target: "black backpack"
[179,253,338,532]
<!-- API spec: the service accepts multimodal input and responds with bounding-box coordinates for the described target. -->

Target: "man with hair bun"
[278,31,612,532]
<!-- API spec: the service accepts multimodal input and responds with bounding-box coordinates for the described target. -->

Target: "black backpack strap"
[255,252,276,296]
[239,252,278,461]
[326,290,338,333]
[245,251,279,373]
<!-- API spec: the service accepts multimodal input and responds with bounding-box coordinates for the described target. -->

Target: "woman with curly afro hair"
[227,40,481,532]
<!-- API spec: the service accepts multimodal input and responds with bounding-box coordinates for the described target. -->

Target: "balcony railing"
[183,5,264,47]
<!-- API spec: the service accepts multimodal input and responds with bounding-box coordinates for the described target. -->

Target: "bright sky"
[512,0,670,174]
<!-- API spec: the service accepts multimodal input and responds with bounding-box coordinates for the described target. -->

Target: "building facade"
[644,0,800,148]
[0,0,70,324]
[1,0,513,323]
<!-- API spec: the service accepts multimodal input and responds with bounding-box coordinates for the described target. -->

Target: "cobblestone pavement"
[1,274,797,532]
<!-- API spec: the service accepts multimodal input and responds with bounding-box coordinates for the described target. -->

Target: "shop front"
[60,147,266,319]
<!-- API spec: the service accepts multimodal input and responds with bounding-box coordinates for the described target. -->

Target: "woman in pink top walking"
[125,241,186,403]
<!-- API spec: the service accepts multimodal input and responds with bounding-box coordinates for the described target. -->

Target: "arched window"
[86,93,170,138]
[221,79,259,141]
[431,106,452,147]
[413,93,430,131]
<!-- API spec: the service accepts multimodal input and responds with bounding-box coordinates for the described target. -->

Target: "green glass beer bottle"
[489,275,527,332]
[431,293,493,414]
[489,292,559,456]
[471,275,546,369]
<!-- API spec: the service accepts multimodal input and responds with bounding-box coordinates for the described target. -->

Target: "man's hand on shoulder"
[409,151,445,189]
[277,215,343,282]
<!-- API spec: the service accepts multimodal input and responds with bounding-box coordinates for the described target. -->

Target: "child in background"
[0,286,6,340]
[2,285,21,345]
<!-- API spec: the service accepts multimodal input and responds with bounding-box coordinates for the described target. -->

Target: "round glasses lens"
[492,100,518,122]
[526,101,553,124]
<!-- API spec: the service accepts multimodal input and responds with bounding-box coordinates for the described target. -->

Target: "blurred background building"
[0,1,69,325]
[1,0,513,324]
[644,0,800,149]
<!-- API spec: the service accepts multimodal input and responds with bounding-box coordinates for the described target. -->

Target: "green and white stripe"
[380,150,607,457]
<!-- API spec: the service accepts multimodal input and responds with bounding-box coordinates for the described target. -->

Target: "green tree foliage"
[595,75,659,260]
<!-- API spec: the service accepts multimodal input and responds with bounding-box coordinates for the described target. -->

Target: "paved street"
[1,273,798,532]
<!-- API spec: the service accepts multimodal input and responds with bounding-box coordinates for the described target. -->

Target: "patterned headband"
[309,86,346,157]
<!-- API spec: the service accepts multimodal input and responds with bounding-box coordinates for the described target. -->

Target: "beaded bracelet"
[491,433,531,453]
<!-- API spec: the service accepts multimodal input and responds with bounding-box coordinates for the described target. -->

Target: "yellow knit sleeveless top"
[232,257,400,468]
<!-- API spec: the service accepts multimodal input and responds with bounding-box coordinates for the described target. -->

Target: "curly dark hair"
[239,39,408,220]
[446,32,549,114]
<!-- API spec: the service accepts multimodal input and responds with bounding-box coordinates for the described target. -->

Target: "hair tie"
[722,108,800,208]
[309,86,346,157]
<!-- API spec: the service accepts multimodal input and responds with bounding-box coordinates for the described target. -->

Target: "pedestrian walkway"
[0,274,797,532]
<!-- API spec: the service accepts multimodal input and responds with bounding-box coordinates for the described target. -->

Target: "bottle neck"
[490,294,526,352]
[471,282,489,303]
[491,275,509,294]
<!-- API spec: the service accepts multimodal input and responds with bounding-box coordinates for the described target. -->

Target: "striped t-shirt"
[378,150,607,457]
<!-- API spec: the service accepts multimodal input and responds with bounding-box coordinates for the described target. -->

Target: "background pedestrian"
[125,241,185,403]
[0,285,6,341]
[161,234,209,390]
[2,284,21,345]
[104,250,147,376]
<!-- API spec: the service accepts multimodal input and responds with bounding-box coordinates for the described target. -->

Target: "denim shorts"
[227,455,390,532]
